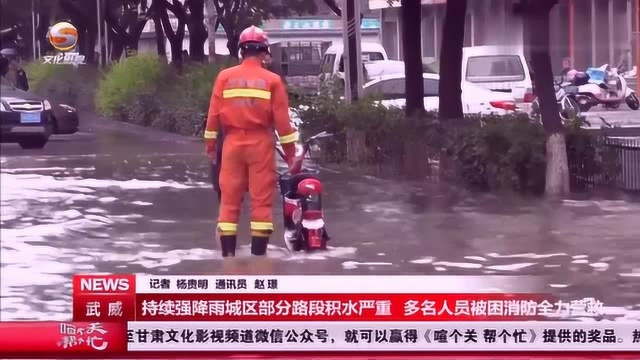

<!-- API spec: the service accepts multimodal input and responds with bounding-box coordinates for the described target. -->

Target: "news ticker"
[1,321,639,355]
[72,274,605,322]
[127,321,640,351]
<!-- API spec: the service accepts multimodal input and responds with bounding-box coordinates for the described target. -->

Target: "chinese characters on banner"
[61,274,634,354]
[72,275,606,322]
[73,274,136,322]
[125,321,640,351]
[0,322,127,356]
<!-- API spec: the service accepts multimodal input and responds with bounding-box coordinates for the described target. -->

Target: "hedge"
[26,55,614,195]
[24,60,100,111]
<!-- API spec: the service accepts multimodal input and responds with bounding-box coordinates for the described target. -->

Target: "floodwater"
[1,113,640,322]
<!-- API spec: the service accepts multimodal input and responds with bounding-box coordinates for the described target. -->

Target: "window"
[320,54,335,74]
[338,51,385,73]
[466,55,525,82]
[363,77,440,99]
[364,79,405,99]
[363,52,385,62]
[423,78,439,96]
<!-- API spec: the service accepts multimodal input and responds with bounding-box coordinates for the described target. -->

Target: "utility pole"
[635,0,639,79]
[342,0,364,103]
[96,0,102,67]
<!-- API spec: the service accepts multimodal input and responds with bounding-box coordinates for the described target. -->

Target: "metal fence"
[570,135,640,192]
[604,137,640,191]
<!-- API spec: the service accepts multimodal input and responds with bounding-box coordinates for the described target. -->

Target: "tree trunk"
[346,128,367,163]
[153,18,166,58]
[204,0,217,62]
[401,0,425,117]
[85,27,96,65]
[186,0,207,62]
[226,32,239,59]
[160,1,186,70]
[438,0,467,120]
[522,0,570,196]
[111,37,124,62]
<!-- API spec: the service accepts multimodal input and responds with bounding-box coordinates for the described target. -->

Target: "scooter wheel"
[626,93,639,110]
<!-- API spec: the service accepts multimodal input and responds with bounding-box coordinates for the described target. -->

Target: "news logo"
[49,22,78,51]
[43,21,85,66]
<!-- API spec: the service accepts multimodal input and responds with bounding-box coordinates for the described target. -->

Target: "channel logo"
[44,21,85,66]
[48,21,78,52]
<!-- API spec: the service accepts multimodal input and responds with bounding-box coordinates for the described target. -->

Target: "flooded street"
[1,113,640,322]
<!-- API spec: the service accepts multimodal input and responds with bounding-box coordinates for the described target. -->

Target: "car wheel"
[18,136,48,149]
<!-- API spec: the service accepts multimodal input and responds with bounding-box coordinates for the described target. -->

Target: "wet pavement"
[1,112,640,322]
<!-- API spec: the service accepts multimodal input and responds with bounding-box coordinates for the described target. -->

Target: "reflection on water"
[1,154,640,322]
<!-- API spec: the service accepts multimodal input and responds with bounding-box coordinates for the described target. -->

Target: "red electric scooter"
[276,131,333,253]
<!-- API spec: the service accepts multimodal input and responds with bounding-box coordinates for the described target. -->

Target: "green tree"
[104,0,152,61]
[212,0,318,59]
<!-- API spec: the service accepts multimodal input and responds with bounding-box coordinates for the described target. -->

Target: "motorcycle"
[531,78,581,121]
[576,64,638,111]
[276,131,333,253]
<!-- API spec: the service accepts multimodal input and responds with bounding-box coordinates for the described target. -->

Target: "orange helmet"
[239,26,269,52]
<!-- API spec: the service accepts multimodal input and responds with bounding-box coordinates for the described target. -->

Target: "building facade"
[138,0,382,58]
[373,0,638,74]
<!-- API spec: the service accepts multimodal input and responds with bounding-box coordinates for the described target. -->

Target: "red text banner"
[0,322,127,357]
[73,274,136,322]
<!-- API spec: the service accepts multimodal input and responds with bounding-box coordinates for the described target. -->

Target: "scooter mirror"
[312,131,333,139]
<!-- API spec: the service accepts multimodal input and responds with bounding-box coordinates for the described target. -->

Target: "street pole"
[97,0,102,67]
[591,0,596,65]
[636,0,639,77]
[104,18,109,63]
[608,0,614,65]
[342,0,363,103]
[31,0,36,59]
[36,8,40,58]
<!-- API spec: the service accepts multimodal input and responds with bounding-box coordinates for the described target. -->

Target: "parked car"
[1,77,54,149]
[363,72,519,115]
[319,42,388,81]
[51,103,79,134]
[462,46,533,113]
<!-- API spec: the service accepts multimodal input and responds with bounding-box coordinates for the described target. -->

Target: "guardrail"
[570,133,640,192]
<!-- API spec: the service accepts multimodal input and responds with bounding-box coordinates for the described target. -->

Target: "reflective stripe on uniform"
[279,131,299,144]
[204,130,217,139]
[217,222,238,232]
[223,88,271,100]
[250,221,274,231]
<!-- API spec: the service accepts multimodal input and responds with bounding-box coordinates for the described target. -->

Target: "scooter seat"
[598,83,610,90]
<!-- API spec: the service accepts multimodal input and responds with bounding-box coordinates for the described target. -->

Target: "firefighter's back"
[217,63,282,132]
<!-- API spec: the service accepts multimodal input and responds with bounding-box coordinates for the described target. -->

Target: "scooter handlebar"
[276,131,334,174]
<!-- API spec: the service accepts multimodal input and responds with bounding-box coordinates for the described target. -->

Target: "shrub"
[95,55,168,118]
[24,61,100,111]
[296,93,614,195]
[107,59,232,136]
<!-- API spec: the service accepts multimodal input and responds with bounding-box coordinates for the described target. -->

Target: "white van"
[319,42,388,81]
[462,46,533,111]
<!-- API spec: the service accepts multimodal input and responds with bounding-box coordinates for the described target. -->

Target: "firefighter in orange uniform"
[204,25,300,258]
